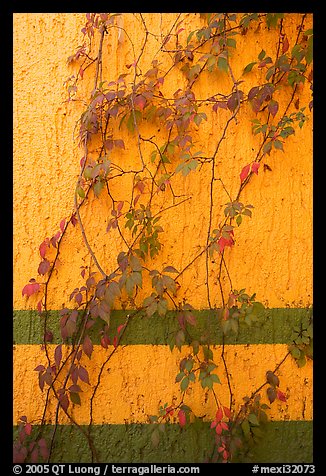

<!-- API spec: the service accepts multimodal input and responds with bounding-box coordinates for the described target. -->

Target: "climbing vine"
[14,12,313,464]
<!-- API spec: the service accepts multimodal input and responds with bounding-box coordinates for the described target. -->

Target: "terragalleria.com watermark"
[12,464,201,476]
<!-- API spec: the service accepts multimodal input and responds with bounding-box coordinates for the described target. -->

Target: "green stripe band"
[13,308,312,345]
[13,421,313,463]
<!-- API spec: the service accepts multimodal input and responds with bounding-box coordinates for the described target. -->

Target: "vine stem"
[74,138,107,278]
[233,350,291,426]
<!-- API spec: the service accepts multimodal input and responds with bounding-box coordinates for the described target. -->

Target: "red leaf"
[37,300,43,313]
[223,406,232,419]
[240,163,251,182]
[54,345,62,369]
[100,335,110,349]
[282,36,289,54]
[59,393,69,412]
[83,335,93,358]
[220,421,229,431]
[71,213,78,226]
[251,161,260,175]
[268,100,279,118]
[34,364,45,372]
[165,405,174,417]
[216,423,223,435]
[134,94,146,110]
[117,323,126,335]
[68,384,82,393]
[185,313,196,326]
[24,423,32,436]
[39,444,49,461]
[78,366,90,385]
[39,239,49,258]
[38,259,50,276]
[210,420,217,429]
[22,280,40,297]
[75,292,83,306]
[50,231,61,248]
[114,139,125,149]
[216,407,223,422]
[60,218,66,232]
[30,447,39,463]
[218,235,234,253]
[70,366,79,385]
[38,438,47,448]
[248,86,260,100]
[178,409,186,428]
[113,335,118,348]
[277,389,287,402]
[44,330,53,343]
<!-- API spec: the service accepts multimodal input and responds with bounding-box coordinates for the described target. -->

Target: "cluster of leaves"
[288,315,313,368]
[175,346,220,392]
[219,289,265,335]
[265,370,287,404]
[149,401,192,447]
[13,417,49,464]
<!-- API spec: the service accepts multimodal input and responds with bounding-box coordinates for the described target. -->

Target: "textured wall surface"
[13,13,313,463]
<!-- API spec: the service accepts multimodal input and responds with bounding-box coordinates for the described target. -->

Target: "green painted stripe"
[13,421,313,463]
[13,308,312,346]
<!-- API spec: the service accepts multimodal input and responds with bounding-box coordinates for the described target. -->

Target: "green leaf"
[192,340,200,355]
[206,55,216,71]
[263,141,273,155]
[150,150,157,163]
[175,329,185,348]
[248,413,260,426]
[157,298,168,316]
[185,359,193,372]
[70,392,81,406]
[217,56,228,72]
[175,371,185,383]
[266,66,276,81]
[118,112,128,130]
[162,266,179,274]
[297,355,307,368]
[132,271,142,288]
[76,186,85,199]
[189,372,196,382]
[181,376,189,392]
[280,126,295,138]
[258,49,266,61]
[203,346,213,361]
[241,419,251,439]
[207,362,217,373]
[125,275,135,296]
[210,373,221,384]
[93,180,104,197]
[130,254,142,272]
[187,30,195,44]
[273,139,284,151]
[227,38,236,48]
[243,62,257,74]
